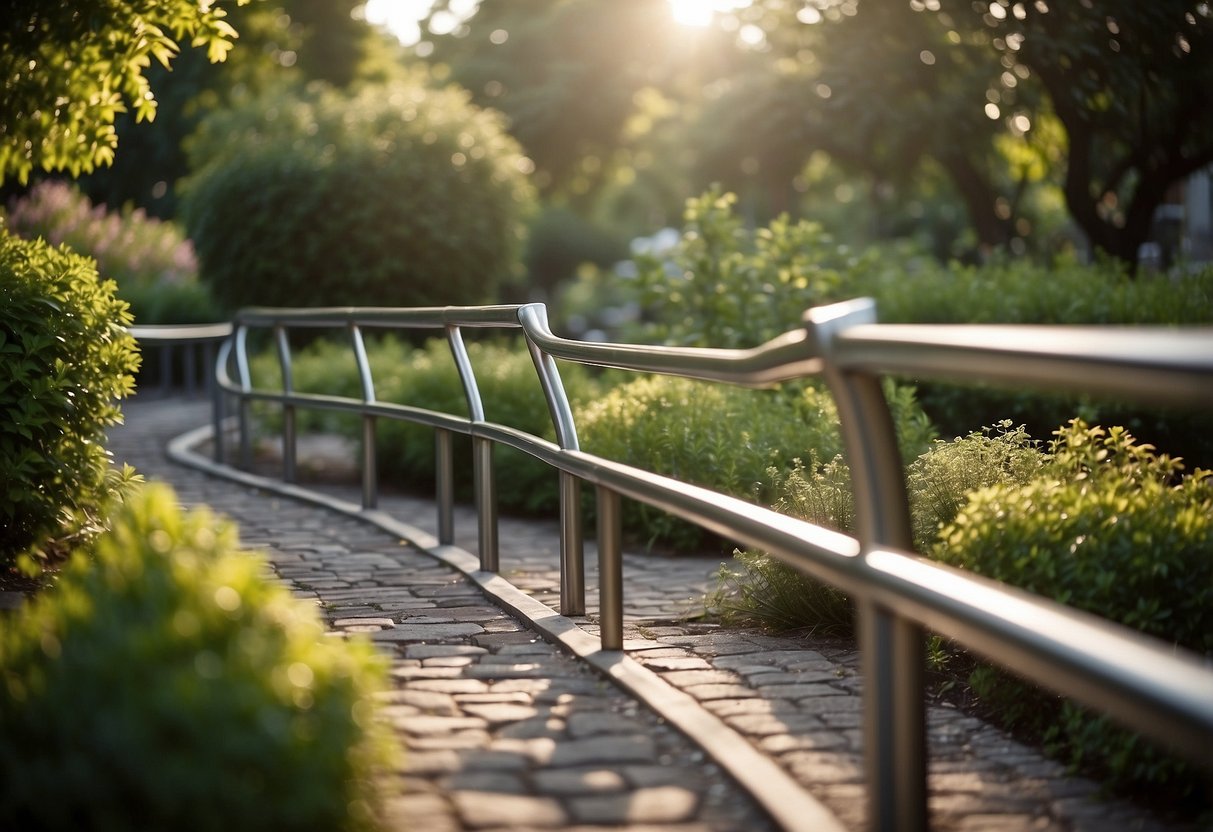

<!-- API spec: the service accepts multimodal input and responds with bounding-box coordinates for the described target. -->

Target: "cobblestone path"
[89,396,1200,832]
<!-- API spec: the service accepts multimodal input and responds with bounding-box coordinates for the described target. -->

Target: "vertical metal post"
[184,342,197,397]
[212,334,232,464]
[473,436,498,571]
[274,325,296,484]
[435,428,455,545]
[807,299,927,832]
[160,343,173,393]
[234,325,253,471]
[596,485,623,651]
[362,415,378,510]
[349,323,378,510]
[560,471,585,615]
[519,305,587,619]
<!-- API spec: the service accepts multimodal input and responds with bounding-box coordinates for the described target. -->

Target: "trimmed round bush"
[0,484,393,831]
[0,224,140,567]
[181,77,536,310]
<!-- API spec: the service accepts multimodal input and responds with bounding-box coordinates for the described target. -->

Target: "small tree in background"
[180,74,537,309]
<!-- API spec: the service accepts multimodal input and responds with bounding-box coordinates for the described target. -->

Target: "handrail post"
[560,472,585,616]
[518,304,586,615]
[274,325,296,484]
[435,428,455,545]
[446,325,498,571]
[211,335,231,464]
[235,325,253,471]
[350,323,378,510]
[596,485,623,650]
[807,299,927,832]
[473,436,498,571]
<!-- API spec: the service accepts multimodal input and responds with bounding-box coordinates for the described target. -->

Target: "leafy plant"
[181,75,537,310]
[0,484,394,831]
[4,180,221,324]
[712,423,1043,631]
[935,421,1212,799]
[579,375,934,551]
[627,187,873,348]
[0,224,141,569]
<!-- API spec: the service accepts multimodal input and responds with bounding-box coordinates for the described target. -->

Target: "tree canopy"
[1,0,254,186]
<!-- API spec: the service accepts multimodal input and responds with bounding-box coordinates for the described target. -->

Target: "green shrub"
[935,421,1211,799]
[524,205,627,297]
[252,335,601,513]
[711,422,1042,631]
[0,484,394,831]
[3,180,221,324]
[626,187,873,348]
[623,189,1213,466]
[181,76,537,310]
[852,257,1213,467]
[0,224,141,568]
[578,375,935,551]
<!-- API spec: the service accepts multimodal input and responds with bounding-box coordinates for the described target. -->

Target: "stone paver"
[79,396,1208,832]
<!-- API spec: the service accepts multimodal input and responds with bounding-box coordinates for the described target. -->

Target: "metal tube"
[473,436,498,571]
[275,326,296,484]
[362,415,378,510]
[234,325,253,470]
[808,300,926,832]
[435,429,455,545]
[596,486,623,651]
[559,471,585,615]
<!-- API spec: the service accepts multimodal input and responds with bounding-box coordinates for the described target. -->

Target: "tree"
[960,0,1213,267]
[0,0,252,186]
[79,0,392,217]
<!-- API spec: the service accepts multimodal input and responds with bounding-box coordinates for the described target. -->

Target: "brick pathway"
[87,396,1203,831]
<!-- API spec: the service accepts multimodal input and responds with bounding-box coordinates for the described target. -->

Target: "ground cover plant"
[0,484,394,832]
[0,223,141,571]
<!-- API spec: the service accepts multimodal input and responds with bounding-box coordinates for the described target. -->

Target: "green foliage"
[524,205,627,296]
[936,421,1212,654]
[181,76,537,310]
[711,422,1040,631]
[4,180,220,324]
[0,224,141,568]
[252,336,601,513]
[1,0,250,186]
[628,187,871,348]
[0,484,393,831]
[578,375,934,551]
[936,421,1212,797]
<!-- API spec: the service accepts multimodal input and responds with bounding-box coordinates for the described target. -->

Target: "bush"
[626,187,873,348]
[251,335,602,514]
[523,205,627,298]
[181,76,537,310]
[578,375,935,551]
[0,224,141,568]
[0,484,393,831]
[854,257,1213,468]
[3,180,221,324]
[711,422,1043,631]
[623,189,1213,466]
[935,421,1212,800]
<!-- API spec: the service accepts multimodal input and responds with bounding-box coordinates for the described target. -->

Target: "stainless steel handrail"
[204,299,1213,832]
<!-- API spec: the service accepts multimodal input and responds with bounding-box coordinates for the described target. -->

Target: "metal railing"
[129,322,233,397]
[209,299,1213,832]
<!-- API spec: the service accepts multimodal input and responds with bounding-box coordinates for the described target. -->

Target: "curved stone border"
[167,423,846,832]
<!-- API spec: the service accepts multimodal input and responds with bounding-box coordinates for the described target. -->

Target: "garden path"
[98,394,1198,832]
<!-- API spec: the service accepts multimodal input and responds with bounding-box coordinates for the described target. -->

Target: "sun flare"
[668,0,752,28]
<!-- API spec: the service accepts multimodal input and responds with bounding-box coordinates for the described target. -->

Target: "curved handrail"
[201,298,1213,832]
